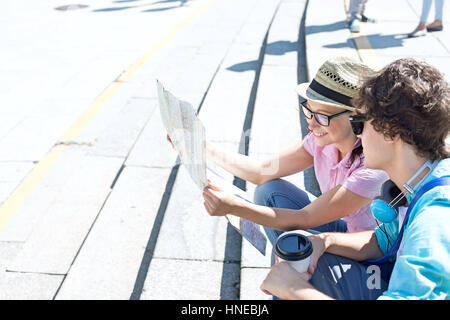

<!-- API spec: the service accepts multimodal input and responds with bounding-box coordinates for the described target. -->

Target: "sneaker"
[349,18,360,33]
[361,14,376,23]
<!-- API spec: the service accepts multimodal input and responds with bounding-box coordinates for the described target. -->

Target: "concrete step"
[141,0,282,300]
[54,0,279,300]
[0,0,311,300]
[241,0,309,300]
[0,0,279,299]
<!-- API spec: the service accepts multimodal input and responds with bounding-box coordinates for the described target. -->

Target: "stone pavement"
[0,0,448,300]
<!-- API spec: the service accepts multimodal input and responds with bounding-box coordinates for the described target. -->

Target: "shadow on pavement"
[226,0,321,197]
[226,40,299,72]
[325,33,408,50]
[305,20,347,35]
[93,0,191,13]
[226,61,258,72]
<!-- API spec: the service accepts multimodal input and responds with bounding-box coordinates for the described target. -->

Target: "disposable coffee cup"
[274,230,313,274]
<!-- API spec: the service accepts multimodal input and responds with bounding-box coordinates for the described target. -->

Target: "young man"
[260,58,450,300]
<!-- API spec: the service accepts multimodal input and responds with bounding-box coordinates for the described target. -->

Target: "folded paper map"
[157,80,267,255]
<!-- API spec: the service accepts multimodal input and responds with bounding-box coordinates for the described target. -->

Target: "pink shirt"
[302,133,389,232]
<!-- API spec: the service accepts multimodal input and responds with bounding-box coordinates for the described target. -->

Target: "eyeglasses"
[300,101,349,127]
[349,114,368,135]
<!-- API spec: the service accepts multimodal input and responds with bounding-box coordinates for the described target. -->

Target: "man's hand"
[261,256,332,300]
[307,233,328,274]
[260,257,312,299]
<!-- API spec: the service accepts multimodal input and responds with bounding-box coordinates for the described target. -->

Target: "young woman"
[202,57,388,243]
[260,58,450,300]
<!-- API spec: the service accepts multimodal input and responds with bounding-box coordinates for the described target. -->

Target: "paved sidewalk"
[0,0,291,300]
[307,0,450,76]
[0,0,448,300]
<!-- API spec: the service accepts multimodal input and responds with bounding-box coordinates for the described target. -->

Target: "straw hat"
[296,57,375,111]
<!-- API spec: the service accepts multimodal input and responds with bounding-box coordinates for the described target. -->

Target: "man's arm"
[378,202,450,299]
[320,230,384,261]
[260,231,384,300]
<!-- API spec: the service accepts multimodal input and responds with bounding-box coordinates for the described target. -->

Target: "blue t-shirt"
[375,158,450,300]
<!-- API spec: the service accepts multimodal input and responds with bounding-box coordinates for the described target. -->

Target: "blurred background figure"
[348,0,375,33]
[408,0,445,37]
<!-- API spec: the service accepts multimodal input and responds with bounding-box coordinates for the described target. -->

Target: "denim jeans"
[420,0,444,22]
[254,179,386,299]
[349,0,368,20]
[310,253,388,299]
[253,178,348,246]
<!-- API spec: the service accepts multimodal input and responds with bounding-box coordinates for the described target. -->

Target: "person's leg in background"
[420,0,433,22]
[360,0,375,23]
[427,0,444,31]
[348,0,369,32]
[408,0,432,37]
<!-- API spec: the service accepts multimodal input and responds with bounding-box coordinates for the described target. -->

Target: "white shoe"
[349,19,360,33]
[407,28,426,38]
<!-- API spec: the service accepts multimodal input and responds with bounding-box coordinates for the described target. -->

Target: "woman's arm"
[206,140,314,185]
[204,183,373,231]
[291,184,373,230]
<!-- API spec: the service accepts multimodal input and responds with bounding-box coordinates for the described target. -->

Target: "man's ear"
[383,133,400,144]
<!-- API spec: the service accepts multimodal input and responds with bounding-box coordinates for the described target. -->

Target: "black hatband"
[309,79,353,106]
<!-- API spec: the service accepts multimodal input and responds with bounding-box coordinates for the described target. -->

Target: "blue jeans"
[349,0,368,20]
[253,178,348,246]
[420,0,444,22]
[254,179,387,299]
[310,253,388,299]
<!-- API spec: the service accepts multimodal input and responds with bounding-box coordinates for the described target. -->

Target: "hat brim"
[296,82,356,111]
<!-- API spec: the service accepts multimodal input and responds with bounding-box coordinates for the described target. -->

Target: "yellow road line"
[349,24,382,70]
[0,145,68,231]
[0,0,218,231]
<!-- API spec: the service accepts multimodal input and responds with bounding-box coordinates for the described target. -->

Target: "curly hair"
[352,58,450,160]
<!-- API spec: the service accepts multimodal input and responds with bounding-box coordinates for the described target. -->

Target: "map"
[157,80,207,190]
[157,80,267,255]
